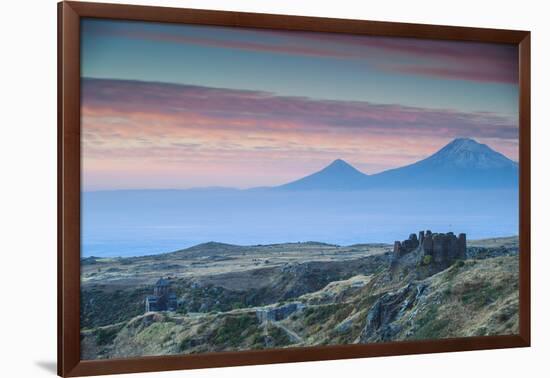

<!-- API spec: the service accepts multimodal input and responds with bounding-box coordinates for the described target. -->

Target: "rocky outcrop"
[359,283,427,342]
[363,231,469,342]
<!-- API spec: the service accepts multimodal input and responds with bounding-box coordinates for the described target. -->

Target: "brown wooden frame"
[58,1,531,376]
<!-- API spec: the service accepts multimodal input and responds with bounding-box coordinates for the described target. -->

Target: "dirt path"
[271,321,303,344]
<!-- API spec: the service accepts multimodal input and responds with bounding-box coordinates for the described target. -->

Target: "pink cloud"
[82,79,518,189]
[389,65,517,84]
[91,25,518,84]
[82,78,518,139]
[271,31,518,84]
[118,29,355,59]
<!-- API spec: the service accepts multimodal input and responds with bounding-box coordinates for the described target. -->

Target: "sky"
[81,18,519,190]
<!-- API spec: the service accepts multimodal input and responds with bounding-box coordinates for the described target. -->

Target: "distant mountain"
[369,138,518,189]
[414,138,518,170]
[277,138,518,190]
[278,158,370,190]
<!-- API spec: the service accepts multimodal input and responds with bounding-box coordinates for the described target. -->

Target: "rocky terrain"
[80,235,519,360]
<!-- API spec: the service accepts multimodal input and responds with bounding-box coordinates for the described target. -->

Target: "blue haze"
[82,188,518,258]
[82,139,519,258]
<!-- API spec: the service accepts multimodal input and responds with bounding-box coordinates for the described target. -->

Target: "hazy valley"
[83,138,519,257]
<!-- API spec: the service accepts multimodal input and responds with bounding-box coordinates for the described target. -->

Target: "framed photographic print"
[58,1,531,376]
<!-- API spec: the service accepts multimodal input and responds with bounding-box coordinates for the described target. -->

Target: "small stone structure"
[145,278,178,313]
[256,302,305,323]
[393,230,466,265]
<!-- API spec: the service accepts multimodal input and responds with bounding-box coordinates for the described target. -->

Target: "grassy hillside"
[81,242,391,329]
[81,237,518,359]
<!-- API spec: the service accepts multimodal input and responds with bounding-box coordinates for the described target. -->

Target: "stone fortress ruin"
[394,230,466,267]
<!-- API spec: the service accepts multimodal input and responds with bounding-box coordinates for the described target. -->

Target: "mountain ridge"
[83,138,518,193]
[276,138,518,190]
